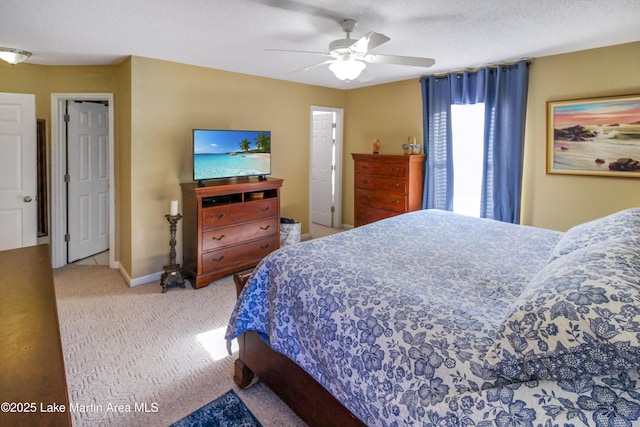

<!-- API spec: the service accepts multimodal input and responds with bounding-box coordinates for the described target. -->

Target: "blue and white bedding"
[226,208,640,426]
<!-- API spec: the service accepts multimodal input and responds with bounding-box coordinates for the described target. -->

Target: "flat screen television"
[193,129,271,184]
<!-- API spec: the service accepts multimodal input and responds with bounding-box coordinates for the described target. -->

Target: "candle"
[170,200,179,216]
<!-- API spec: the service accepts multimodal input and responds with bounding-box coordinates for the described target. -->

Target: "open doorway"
[50,93,116,269]
[310,106,343,230]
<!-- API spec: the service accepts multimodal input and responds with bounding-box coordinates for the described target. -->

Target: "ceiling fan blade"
[290,59,335,73]
[365,54,435,68]
[266,48,332,57]
[349,32,390,55]
[247,0,345,22]
[357,68,374,82]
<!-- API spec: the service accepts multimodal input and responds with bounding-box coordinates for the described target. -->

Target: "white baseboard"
[118,264,162,287]
[120,224,350,287]
[131,271,162,287]
[117,265,132,285]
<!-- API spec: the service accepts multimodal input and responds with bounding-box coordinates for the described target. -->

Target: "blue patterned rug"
[170,390,263,427]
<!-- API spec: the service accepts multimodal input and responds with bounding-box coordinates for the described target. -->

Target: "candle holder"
[160,213,186,293]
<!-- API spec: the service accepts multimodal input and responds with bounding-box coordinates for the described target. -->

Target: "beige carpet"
[53,264,306,427]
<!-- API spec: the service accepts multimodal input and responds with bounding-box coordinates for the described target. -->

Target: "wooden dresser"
[0,244,72,426]
[182,177,283,288]
[352,154,425,227]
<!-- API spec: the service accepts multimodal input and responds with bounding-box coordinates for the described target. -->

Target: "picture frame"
[547,94,640,177]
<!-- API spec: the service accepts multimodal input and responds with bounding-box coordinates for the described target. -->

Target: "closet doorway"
[51,93,116,269]
[309,106,343,229]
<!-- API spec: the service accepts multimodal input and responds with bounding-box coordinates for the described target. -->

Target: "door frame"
[309,105,343,229]
[50,93,116,269]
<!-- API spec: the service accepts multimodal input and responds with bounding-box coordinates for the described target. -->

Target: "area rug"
[170,390,263,427]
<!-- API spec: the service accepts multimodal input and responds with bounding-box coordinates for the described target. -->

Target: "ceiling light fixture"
[0,47,32,65]
[329,56,366,82]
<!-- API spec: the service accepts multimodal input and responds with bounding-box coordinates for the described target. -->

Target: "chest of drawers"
[352,154,425,227]
[182,178,283,288]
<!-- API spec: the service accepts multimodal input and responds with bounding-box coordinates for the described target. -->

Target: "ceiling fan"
[268,19,436,82]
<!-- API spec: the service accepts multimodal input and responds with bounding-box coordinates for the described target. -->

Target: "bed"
[226,208,640,426]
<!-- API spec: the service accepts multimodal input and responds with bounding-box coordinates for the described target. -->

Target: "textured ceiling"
[1,0,639,89]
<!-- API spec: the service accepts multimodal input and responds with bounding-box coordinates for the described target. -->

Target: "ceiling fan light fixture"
[0,47,32,65]
[329,58,366,82]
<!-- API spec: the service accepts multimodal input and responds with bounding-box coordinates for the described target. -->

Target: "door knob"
[23,196,33,203]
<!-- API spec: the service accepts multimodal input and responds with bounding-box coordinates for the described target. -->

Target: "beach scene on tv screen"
[194,130,271,180]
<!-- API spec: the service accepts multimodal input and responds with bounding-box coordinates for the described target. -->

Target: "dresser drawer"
[355,174,407,192]
[352,154,425,228]
[202,199,278,230]
[354,160,408,177]
[355,206,400,226]
[202,236,278,272]
[355,188,407,212]
[202,217,278,252]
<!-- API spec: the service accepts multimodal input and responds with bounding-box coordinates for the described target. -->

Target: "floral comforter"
[226,209,640,426]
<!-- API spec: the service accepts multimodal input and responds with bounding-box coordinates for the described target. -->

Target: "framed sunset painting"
[547,94,640,177]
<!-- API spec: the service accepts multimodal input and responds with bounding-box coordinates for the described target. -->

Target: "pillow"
[485,239,640,381]
[547,208,640,262]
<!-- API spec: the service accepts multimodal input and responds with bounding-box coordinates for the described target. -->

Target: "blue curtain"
[420,76,453,210]
[420,61,529,223]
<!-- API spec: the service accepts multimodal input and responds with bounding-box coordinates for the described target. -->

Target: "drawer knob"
[390,183,400,188]
[361,165,369,169]
[362,179,370,184]
[260,243,271,249]
[260,207,270,212]
[212,234,225,241]
[260,225,271,231]
[390,167,400,172]
[211,255,224,262]
[391,199,400,204]
[213,213,225,220]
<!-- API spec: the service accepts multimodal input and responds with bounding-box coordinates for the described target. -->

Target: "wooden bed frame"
[232,270,366,427]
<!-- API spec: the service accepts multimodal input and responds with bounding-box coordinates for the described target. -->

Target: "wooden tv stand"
[181,177,283,288]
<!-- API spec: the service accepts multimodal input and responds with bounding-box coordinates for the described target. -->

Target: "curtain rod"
[420,58,531,79]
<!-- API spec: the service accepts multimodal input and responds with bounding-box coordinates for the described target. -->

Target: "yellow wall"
[522,42,640,230]
[0,60,131,271]
[342,79,424,224]
[0,56,345,282]
[128,56,346,278]
[344,41,640,230]
[0,62,51,119]
[112,59,133,274]
[0,61,127,121]
[2,41,638,282]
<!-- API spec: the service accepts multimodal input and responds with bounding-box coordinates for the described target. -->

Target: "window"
[451,103,485,217]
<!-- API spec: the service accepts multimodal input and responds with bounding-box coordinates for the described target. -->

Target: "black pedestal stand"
[160,214,186,293]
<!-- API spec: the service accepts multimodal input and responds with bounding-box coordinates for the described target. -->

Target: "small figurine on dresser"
[373,138,381,154]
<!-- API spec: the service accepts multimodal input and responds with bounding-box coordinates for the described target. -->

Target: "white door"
[0,93,37,250]
[67,101,109,262]
[311,111,335,227]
